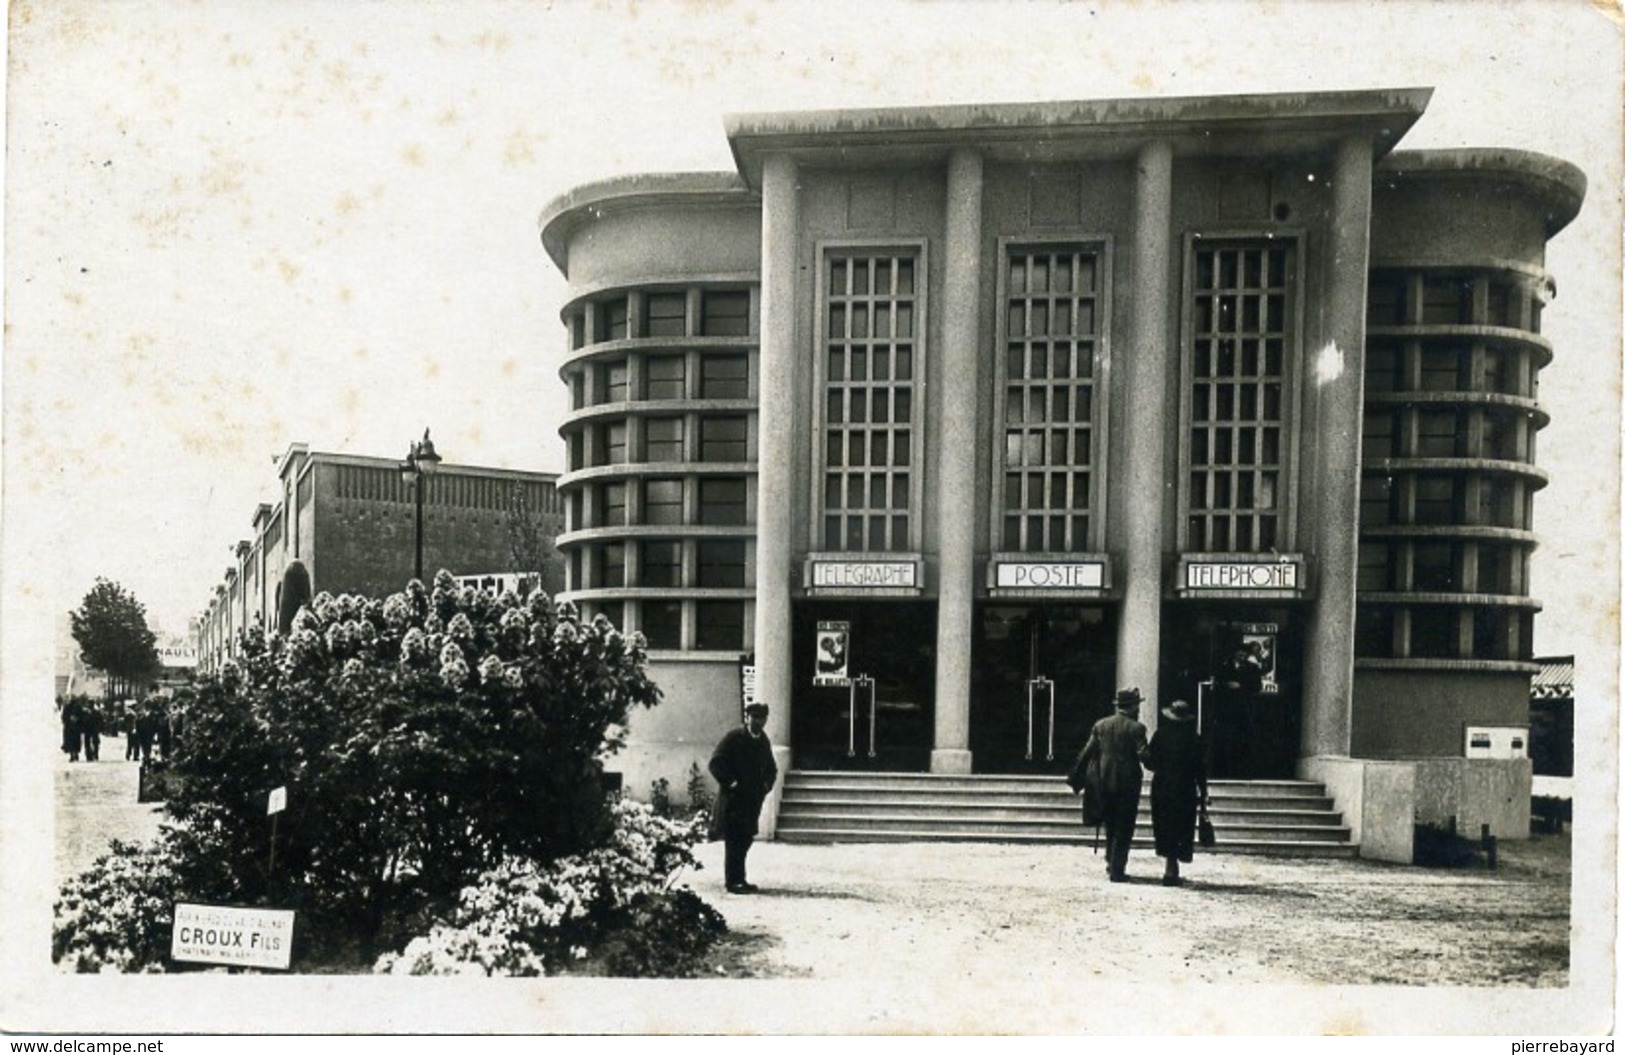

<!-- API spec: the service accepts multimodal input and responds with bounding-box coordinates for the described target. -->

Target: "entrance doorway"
[790,601,936,771]
[970,605,1117,774]
[1161,605,1302,779]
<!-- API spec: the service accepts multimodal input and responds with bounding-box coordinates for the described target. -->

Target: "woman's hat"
[1161,699,1195,723]
[1113,687,1143,710]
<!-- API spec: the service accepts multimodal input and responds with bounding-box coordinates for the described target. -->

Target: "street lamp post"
[400,429,443,582]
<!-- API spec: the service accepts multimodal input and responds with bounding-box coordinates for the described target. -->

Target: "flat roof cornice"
[725,88,1434,187]
[1378,148,1587,236]
[538,172,756,273]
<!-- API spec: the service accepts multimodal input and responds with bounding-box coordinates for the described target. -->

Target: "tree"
[503,481,566,597]
[69,579,160,700]
[164,570,662,960]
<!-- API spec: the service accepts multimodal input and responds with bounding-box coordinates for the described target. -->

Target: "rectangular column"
[931,148,983,775]
[1302,135,1374,759]
[1119,140,1173,737]
[755,153,799,827]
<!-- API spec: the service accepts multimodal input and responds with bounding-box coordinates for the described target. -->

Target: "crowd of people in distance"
[58,695,173,765]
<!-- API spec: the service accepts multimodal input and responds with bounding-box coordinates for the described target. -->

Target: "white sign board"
[172,903,295,970]
[268,787,287,815]
[994,561,1105,589]
[1184,561,1300,590]
[811,560,916,589]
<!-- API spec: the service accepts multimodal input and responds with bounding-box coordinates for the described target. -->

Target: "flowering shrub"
[375,798,716,977]
[53,839,179,973]
[160,572,662,960]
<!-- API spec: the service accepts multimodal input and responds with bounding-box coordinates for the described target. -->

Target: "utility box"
[1465,726,1528,760]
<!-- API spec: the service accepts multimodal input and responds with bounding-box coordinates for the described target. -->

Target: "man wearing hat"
[1074,687,1150,882]
[708,701,779,894]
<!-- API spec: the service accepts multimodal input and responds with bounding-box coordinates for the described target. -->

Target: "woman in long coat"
[1147,698,1208,887]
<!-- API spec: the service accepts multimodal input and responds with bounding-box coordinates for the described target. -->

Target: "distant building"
[1528,655,1574,780]
[538,87,1584,853]
[195,444,563,672]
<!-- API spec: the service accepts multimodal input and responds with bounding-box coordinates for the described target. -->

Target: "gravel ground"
[51,747,1598,1035]
[683,836,1571,990]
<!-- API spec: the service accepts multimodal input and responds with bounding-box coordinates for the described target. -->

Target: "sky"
[5,0,1621,685]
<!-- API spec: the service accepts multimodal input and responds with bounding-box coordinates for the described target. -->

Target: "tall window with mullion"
[1000,245,1100,553]
[821,250,917,552]
[1186,241,1293,553]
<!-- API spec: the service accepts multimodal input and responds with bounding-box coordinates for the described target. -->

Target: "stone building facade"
[196,444,563,672]
[537,89,1584,843]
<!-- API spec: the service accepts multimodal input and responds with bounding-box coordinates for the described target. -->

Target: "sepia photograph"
[2,0,1619,1040]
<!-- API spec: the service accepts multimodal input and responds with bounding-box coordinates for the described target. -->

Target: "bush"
[375,798,715,976]
[53,839,179,973]
[159,572,662,959]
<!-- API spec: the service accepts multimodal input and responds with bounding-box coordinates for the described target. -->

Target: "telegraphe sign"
[993,561,1106,590]
[171,903,295,970]
[1183,559,1301,591]
[810,560,917,589]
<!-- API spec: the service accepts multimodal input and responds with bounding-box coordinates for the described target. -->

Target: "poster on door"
[1229,623,1279,695]
[814,621,851,687]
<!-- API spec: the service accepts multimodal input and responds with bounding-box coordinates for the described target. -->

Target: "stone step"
[774,826,1359,857]
[774,770,1356,856]
[782,789,1336,811]
[776,812,1348,843]
[780,799,1347,826]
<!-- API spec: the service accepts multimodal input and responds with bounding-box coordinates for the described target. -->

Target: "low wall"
[1300,755,1532,864]
[608,654,747,809]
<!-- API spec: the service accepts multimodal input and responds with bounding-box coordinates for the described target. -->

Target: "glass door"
[970,605,1116,773]
[790,601,936,771]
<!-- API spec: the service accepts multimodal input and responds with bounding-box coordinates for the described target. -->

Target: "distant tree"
[503,481,566,597]
[69,579,161,700]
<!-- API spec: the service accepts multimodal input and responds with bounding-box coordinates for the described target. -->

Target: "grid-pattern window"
[1412,541,1456,591]
[700,416,748,462]
[598,542,625,588]
[697,539,747,588]
[645,417,684,462]
[640,540,682,588]
[596,422,627,466]
[702,291,751,337]
[1421,277,1472,325]
[822,250,917,552]
[1362,410,1397,462]
[641,601,682,649]
[1357,542,1392,592]
[597,482,627,528]
[603,299,629,340]
[1477,544,1515,594]
[644,479,685,526]
[699,478,747,525]
[695,601,745,651]
[646,355,686,400]
[1000,245,1100,553]
[1416,410,1459,457]
[1419,347,1461,392]
[701,353,749,398]
[645,292,687,337]
[1186,241,1291,552]
[1409,608,1459,659]
[1413,476,1457,525]
[597,360,628,404]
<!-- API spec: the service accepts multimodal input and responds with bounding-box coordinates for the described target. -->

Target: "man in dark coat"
[1074,686,1149,882]
[708,701,778,894]
[1147,697,1209,887]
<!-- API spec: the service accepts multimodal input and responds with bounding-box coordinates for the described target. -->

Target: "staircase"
[775,771,1356,857]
